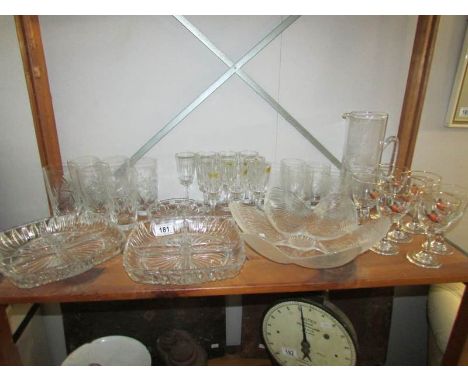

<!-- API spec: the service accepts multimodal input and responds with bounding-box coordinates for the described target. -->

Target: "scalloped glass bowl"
[124,216,245,285]
[230,201,390,269]
[0,213,125,288]
[264,172,358,243]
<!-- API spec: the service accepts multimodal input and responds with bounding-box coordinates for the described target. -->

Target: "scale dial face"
[262,300,357,366]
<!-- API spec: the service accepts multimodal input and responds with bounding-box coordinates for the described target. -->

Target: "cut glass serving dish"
[0,213,125,288]
[124,216,245,285]
[230,201,391,269]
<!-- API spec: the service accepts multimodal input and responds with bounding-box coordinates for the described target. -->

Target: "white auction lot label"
[153,223,175,236]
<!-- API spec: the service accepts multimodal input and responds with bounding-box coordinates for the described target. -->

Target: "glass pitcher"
[341,111,399,174]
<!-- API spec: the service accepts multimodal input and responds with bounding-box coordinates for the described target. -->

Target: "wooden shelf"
[0,235,467,305]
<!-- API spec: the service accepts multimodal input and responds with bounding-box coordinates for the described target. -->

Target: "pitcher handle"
[382,135,399,169]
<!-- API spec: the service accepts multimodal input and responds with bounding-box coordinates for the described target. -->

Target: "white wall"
[39,15,416,200]
[0,16,49,231]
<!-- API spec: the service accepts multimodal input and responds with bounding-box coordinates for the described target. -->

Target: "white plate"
[62,335,152,366]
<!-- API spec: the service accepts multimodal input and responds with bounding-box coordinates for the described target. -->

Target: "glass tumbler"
[102,156,138,228]
[133,157,158,219]
[72,161,113,217]
[42,164,78,216]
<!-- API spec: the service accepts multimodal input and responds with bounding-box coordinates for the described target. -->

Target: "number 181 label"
[153,223,175,236]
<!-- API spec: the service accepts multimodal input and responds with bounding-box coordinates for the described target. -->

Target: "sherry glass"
[199,155,222,211]
[239,150,258,203]
[425,183,468,256]
[175,152,196,201]
[247,156,271,208]
[406,190,462,268]
[195,151,216,207]
[219,151,237,205]
[403,170,441,234]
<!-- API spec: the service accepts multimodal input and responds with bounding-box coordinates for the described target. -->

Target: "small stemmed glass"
[175,152,196,201]
[371,169,414,256]
[199,155,222,211]
[403,170,441,235]
[406,190,462,268]
[424,184,468,256]
[246,156,271,208]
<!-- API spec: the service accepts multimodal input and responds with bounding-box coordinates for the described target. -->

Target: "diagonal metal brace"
[175,15,341,169]
[129,15,300,166]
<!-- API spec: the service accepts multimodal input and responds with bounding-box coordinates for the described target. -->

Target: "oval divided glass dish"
[124,216,245,285]
[0,213,125,288]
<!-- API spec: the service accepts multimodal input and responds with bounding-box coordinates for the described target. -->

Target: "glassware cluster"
[1,111,466,288]
[175,150,272,210]
[43,155,159,229]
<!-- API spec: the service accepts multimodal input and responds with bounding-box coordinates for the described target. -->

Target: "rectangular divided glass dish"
[124,216,245,285]
[0,213,125,288]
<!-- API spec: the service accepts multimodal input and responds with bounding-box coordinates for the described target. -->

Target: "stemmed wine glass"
[425,183,468,256]
[403,170,441,235]
[371,169,414,256]
[246,156,271,208]
[199,154,222,211]
[406,190,462,268]
[175,152,196,201]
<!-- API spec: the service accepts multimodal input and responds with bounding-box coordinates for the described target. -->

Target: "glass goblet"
[426,183,468,256]
[175,152,196,201]
[403,170,441,235]
[377,165,413,244]
[371,172,414,256]
[406,190,462,268]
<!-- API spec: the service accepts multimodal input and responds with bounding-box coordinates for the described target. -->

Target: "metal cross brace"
[130,15,341,169]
